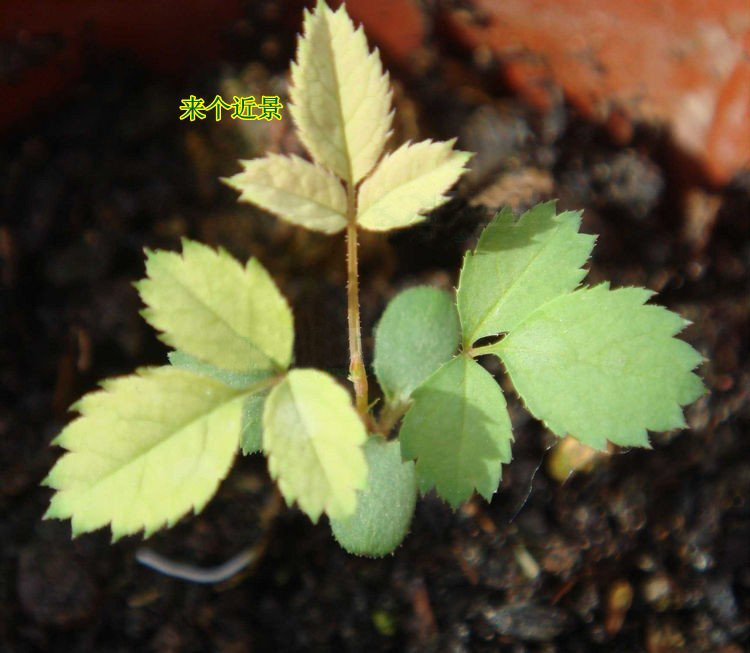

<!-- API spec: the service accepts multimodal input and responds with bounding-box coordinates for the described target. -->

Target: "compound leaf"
[399,356,513,507]
[223,154,347,234]
[357,140,471,231]
[137,240,293,373]
[330,437,417,557]
[457,202,595,347]
[263,369,367,522]
[43,367,247,540]
[168,350,273,390]
[290,0,392,183]
[373,286,460,406]
[491,284,706,450]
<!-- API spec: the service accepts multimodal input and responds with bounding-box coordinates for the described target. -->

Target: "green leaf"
[399,356,513,507]
[357,140,471,231]
[490,284,706,450]
[43,367,247,540]
[289,0,392,183]
[330,437,417,557]
[240,392,268,455]
[263,369,368,521]
[373,286,461,406]
[457,202,595,347]
[168,350,272,390]
[137,239,293,373]
[222,154,347,234]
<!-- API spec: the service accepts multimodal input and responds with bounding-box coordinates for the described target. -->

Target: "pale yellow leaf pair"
[224,1,471,233]
[45,366,368,538]
[45,236,368,539]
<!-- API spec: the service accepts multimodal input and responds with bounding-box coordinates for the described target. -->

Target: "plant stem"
[345,183,369,418]
[377,400,410,435]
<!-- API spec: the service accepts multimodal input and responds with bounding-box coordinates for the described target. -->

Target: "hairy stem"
[345,183,369,418]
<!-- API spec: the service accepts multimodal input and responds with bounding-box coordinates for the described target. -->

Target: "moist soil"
[1,26,749,653]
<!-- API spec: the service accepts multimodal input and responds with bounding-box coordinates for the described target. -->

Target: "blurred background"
[1,1,748,651]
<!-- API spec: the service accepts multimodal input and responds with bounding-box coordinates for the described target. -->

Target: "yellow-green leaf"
[263,369,368,522]
[290,0,392,183]
[358,140,472,231]
[223,154,347,234]
[137,240,293,372]
[491,284,706,450]
[43,367,247,540]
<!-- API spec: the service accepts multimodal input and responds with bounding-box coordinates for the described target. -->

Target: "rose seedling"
[44,1,705,557]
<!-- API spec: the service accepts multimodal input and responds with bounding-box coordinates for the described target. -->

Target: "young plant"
[44,1,705,558]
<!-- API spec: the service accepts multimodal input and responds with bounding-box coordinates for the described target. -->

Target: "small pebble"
[605,579,633,635]
[642,574,672,610]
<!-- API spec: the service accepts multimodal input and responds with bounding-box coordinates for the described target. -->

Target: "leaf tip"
[218,174,238,192]
[42,500,59,520]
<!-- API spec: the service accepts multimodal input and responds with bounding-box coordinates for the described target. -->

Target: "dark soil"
[2,15,749,653]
